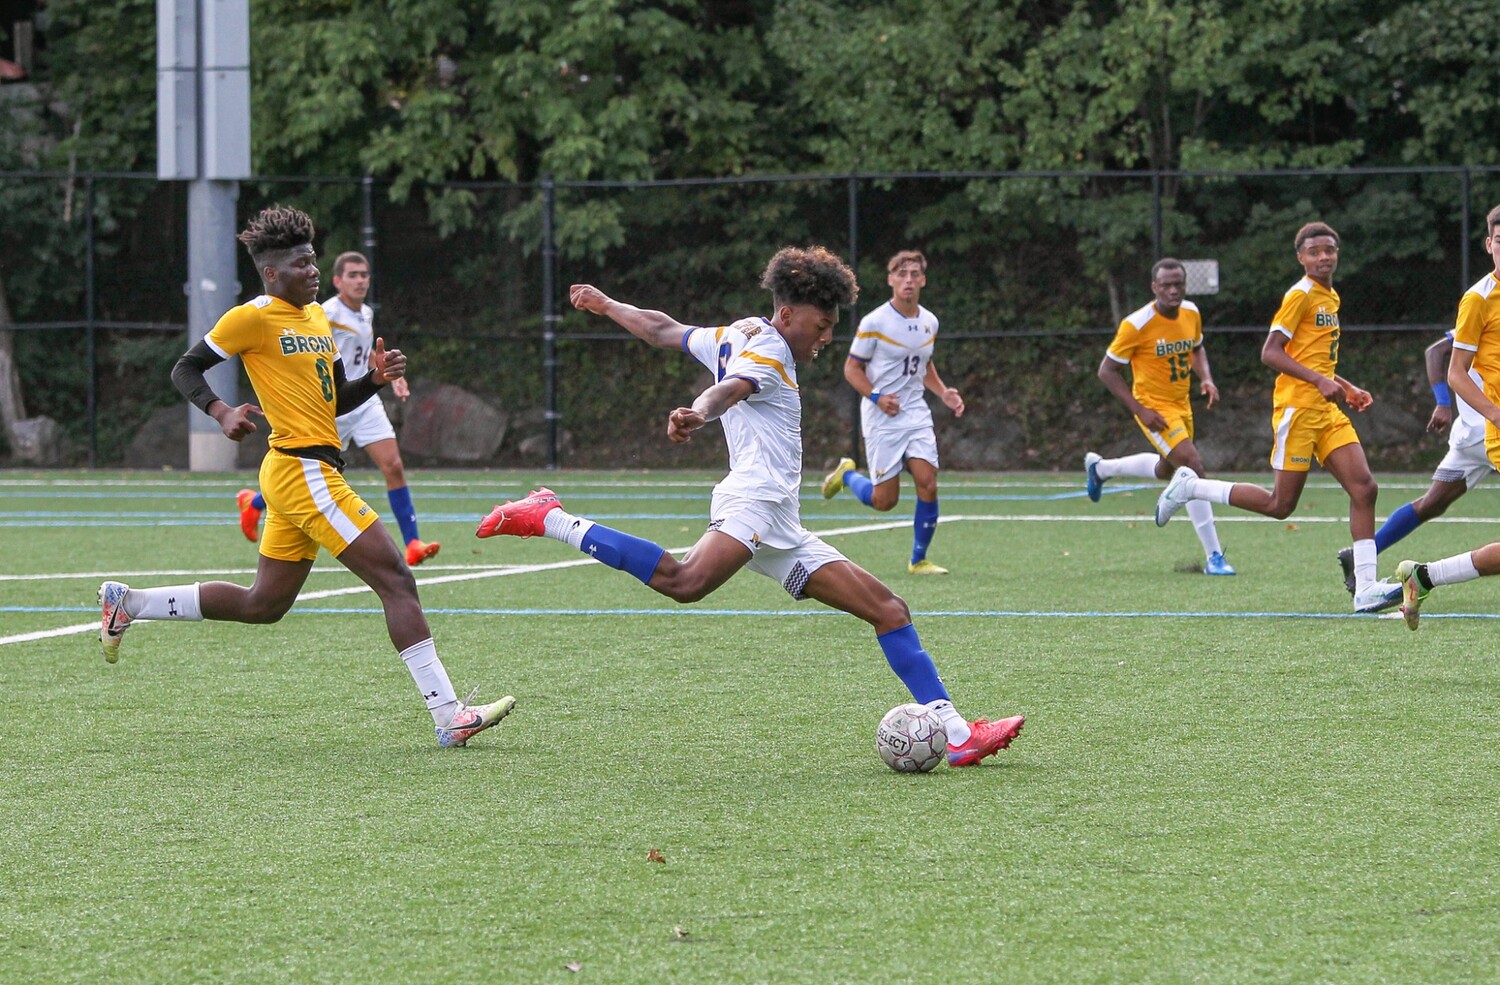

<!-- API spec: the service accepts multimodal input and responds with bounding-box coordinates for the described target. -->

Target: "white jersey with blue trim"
[319,295,381,416]
[1444,329,1485,447]
[683,317,804,508]
[848,301,939,434]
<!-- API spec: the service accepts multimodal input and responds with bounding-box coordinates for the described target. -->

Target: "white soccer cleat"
[1154,466,1196,527]
[98,580,132,663]
[1353,578,1403,614]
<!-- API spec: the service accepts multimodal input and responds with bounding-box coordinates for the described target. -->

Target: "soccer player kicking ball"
[99,206,513,749]
[476,247,1024,766]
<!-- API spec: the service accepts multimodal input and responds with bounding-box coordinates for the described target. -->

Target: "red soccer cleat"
[405,538,441,567]
[476,487,561,539]
[236,488,262,543]
[947,714,1025,767]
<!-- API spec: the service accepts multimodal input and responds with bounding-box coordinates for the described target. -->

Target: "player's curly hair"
[1294,221,1339,252]
[238,205,315,263]
[760,246,858,313]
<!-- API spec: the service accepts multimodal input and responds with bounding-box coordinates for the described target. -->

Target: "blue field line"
[0,487,1146,505]
[2,604,1483,621]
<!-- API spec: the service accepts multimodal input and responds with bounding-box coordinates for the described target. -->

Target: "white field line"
[0,518,912,647]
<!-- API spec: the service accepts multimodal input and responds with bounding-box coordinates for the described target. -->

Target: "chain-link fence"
[4,166,1498,470]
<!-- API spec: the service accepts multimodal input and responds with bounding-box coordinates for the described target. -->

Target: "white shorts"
[336,397,396,450]
[708,492,848,600]
[864,427,939,484]
[1433,430,1494,489]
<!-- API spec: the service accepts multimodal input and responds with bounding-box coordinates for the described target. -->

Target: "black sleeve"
[171,341,228,415]
[333,355,386,414]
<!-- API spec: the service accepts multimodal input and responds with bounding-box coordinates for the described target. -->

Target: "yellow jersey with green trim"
[1104,300,1202,410]
[1270,276,1341,408]
[1451,272,1500,409]
[204,295,341,449]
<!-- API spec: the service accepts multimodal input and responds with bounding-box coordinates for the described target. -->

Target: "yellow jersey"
[1451,272,1500,404]
[1270,276,1341,408]
[1104,300,1203,410]
[205,295,341,450]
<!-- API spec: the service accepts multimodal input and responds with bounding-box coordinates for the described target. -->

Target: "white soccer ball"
[876,702,948,773]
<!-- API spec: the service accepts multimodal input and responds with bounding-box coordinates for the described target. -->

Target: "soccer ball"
[876,702,948,773]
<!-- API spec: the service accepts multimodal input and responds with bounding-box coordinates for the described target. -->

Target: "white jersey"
[849,301,939,434]
[1444,330,1485,449]
[683,318,804,509]
[319,295,382,416]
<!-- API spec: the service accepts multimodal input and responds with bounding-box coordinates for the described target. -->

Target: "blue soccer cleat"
[1084,452,1104,503]
[1203,551,1236,576]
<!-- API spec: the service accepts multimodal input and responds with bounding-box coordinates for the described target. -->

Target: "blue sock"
[877,623,950,704]
[387,486,420,545]
[580,524,667,585]
[845,469,874,507]
[911,498,939,564]
[1375,501,1423,554]
[251,492,265,511]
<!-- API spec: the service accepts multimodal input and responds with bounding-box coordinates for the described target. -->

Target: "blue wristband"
[1433,382,1452,407]
[867,392,881,404]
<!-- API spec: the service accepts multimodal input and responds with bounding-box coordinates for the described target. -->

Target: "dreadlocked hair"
[760,246,858,313]
[238,205,315,261]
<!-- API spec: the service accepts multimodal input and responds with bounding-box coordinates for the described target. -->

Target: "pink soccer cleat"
[476,487,561,539]
[947,714,1025,767]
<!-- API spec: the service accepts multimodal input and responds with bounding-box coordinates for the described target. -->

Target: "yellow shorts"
[1134,404,1194,456]
[1269,403,1359,472]
[257,449,381,562]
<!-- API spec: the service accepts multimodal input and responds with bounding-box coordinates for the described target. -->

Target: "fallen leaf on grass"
[674,926,690,938]
[1285,523,1298,531]
[565,962,581,973]
[647,849,666,863]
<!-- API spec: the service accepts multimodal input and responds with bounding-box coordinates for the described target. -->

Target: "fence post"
[1152,171,1163,259]
[542,175,559,469]
[847,174,862,465]
[1461,168,1472,293]
[361,174,378,307]
[85,175,97,469]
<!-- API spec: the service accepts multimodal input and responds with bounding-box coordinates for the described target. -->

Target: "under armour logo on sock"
[167,596,178,616]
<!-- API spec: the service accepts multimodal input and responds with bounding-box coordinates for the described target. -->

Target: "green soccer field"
[4,468,1500,984]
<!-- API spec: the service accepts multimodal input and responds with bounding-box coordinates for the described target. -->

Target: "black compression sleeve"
[171,341,227,415]
[334,356,386,414]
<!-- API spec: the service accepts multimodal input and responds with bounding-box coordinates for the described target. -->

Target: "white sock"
[1097,453,1160,480]
[544,507,595,549]
[1185,500,1222,557]
[1187,477,1234,505]
[1428,552,1481,586]
[1352,539,1377,592]
[123,584,202,621]
[926,699,971,746]
[399,637,459,726]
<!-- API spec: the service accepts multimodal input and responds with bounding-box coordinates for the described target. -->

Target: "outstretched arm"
[570,283,691,349]
[667,377,757,443]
